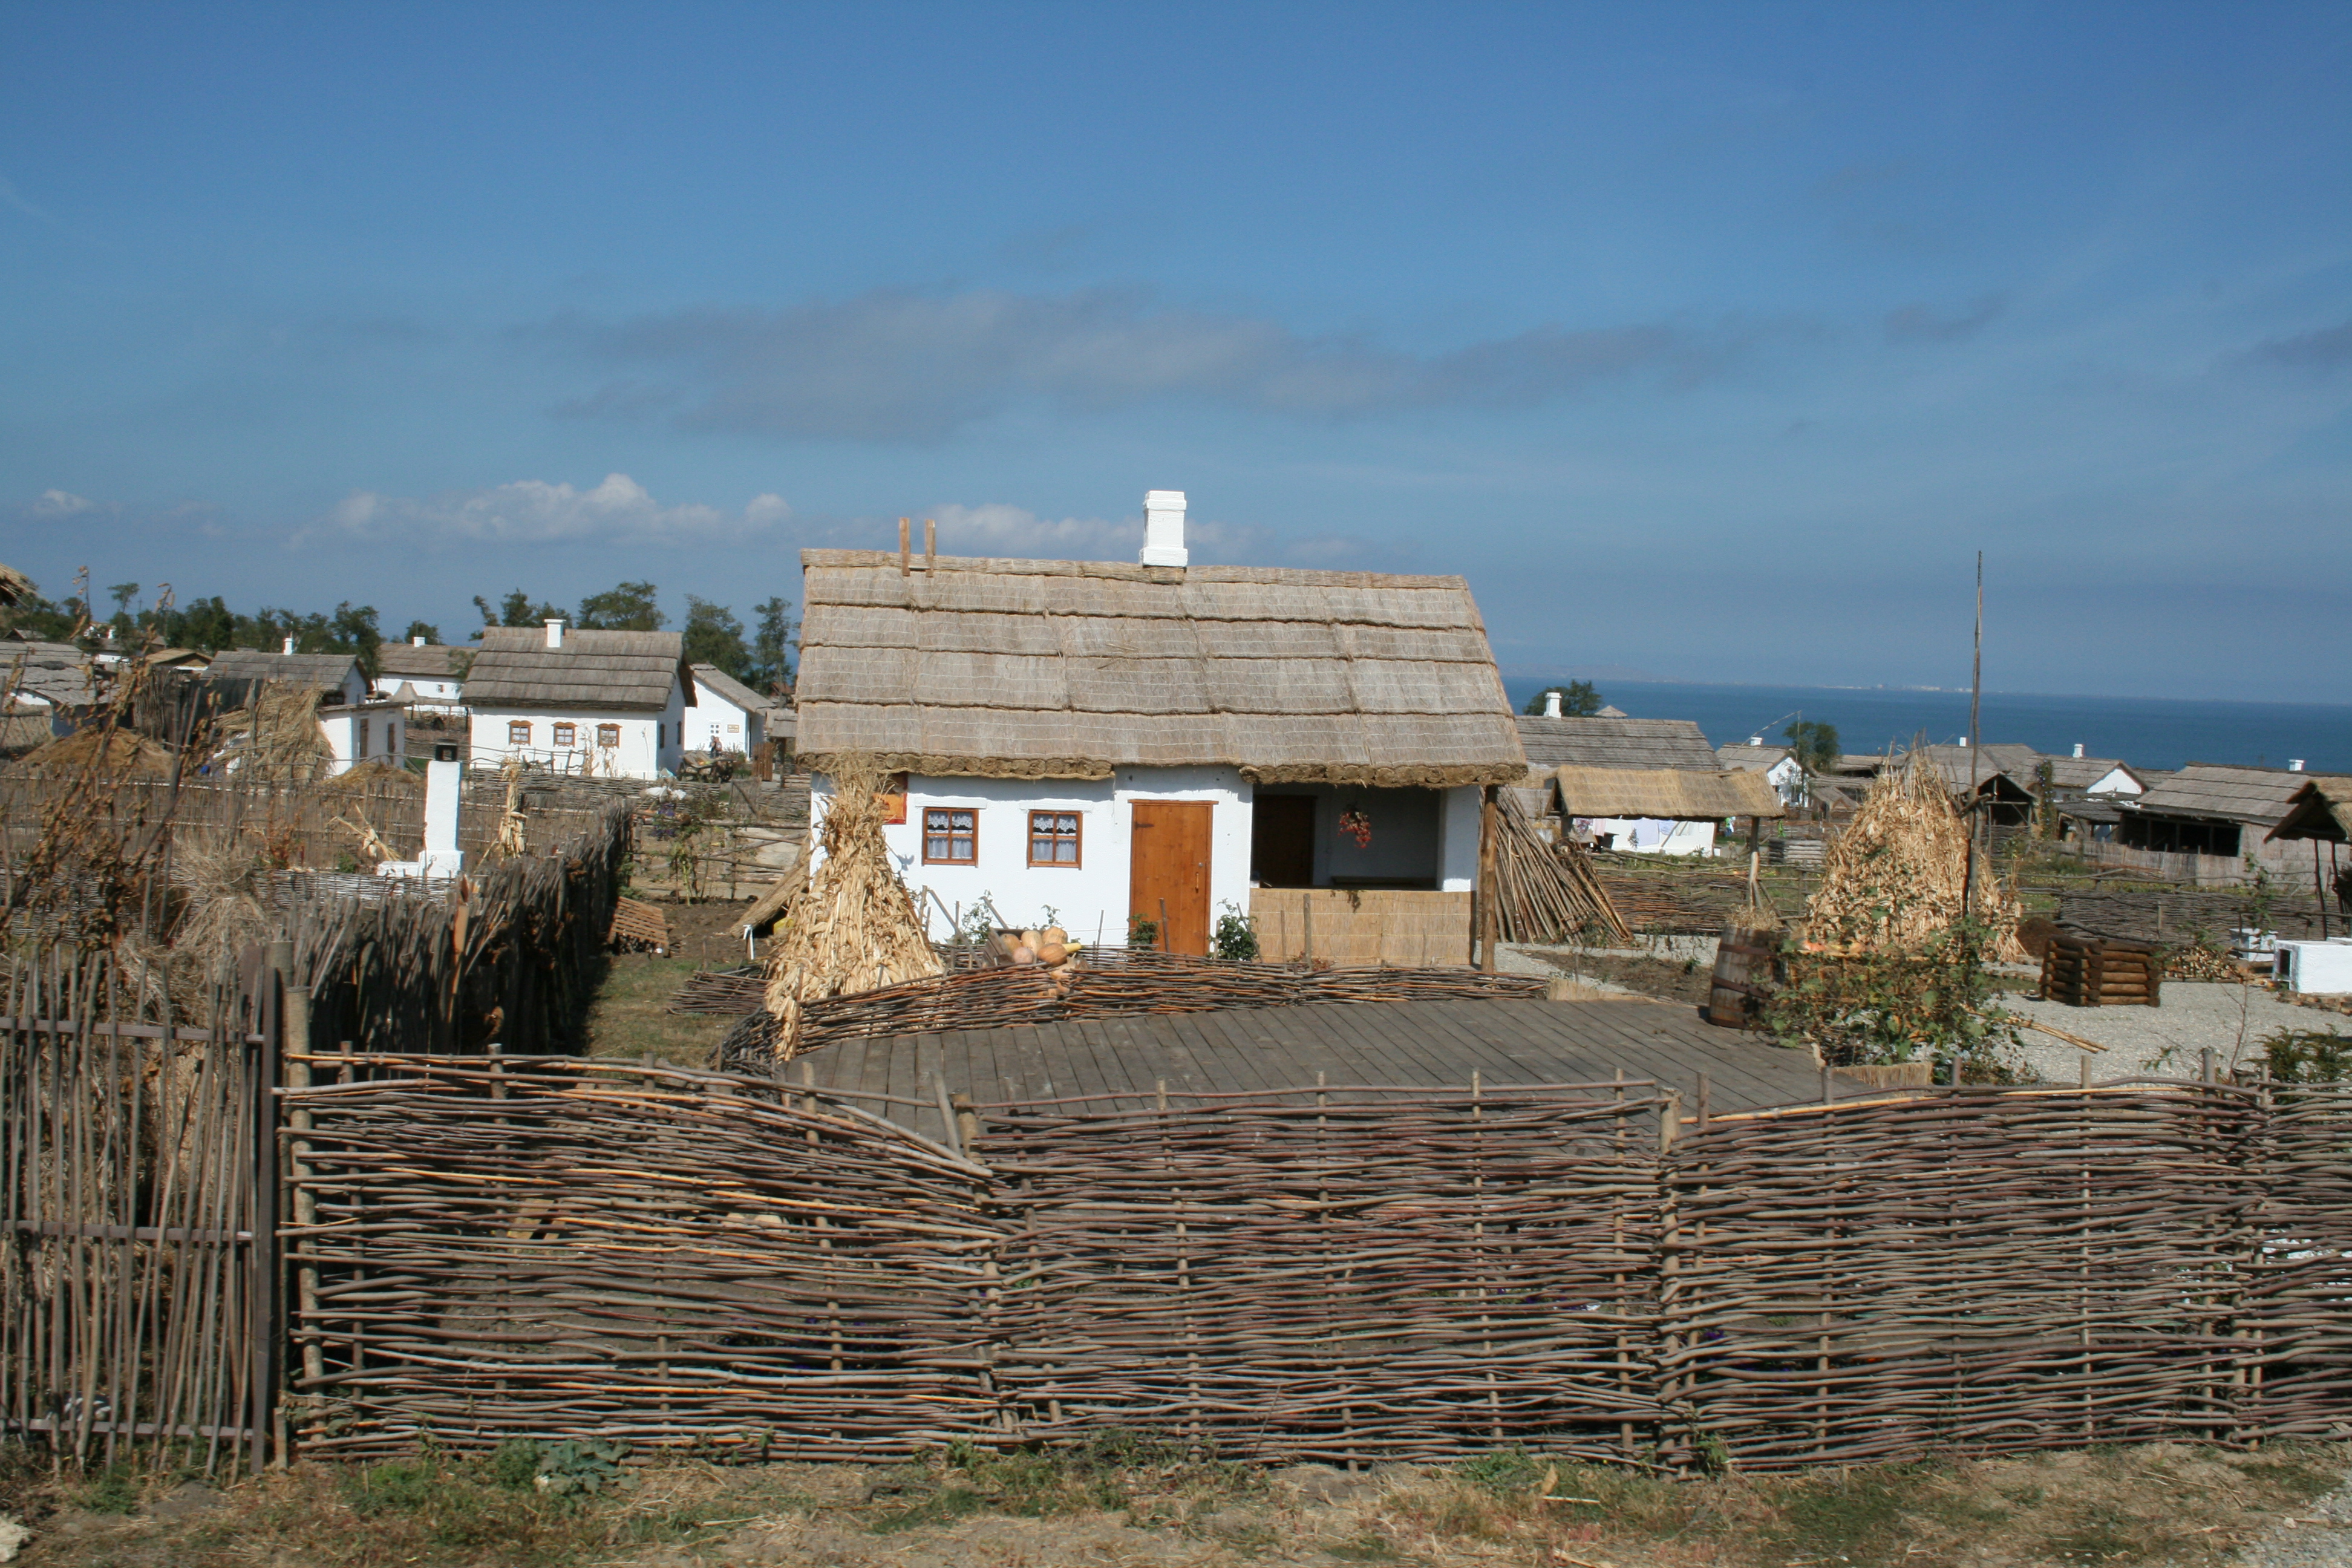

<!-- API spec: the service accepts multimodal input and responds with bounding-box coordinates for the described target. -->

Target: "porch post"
[1477,785,1499,972]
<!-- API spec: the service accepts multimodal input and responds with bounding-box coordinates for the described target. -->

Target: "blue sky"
[4,2,2349,699]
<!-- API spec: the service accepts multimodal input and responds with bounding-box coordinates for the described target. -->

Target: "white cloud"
[32,489,95,517]
[310,473,791,544]
[918,502,1277,563]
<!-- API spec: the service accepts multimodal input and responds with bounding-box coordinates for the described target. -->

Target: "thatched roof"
[1,640,94,707]
[204,649,362,697]
[1516,716,1715,774]
[1551,764,1786,821]
[376,642,465,681]
[688,663,779,715]
[463,628,692,713]
[1892,744,2036,802]
[2132,763,2312,826]
[2040,755,2141,792]
[1716,742,1793,772]
[0,563,31,607]
[2268,777,2352,843]
[794,550,1526,787]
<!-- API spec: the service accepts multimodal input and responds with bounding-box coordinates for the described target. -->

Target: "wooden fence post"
[252,941,289,1472]
[1478,786,1500,973]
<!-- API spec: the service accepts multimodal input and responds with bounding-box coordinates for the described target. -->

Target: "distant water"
[1500,679,2352,775]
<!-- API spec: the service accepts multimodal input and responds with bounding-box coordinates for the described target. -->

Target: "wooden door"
[1249,794,1316,887]
[1129,800,1213,955]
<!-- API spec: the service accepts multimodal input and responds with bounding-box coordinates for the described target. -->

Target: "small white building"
[203,647,399,776]
[1716,740,1809,806]
[683,663,778,755]
[374,638,467,706]
[794,491,1525,955]
[203,647,371,709]
[462,621,693,780]
[2,639,95,738]
[315,701,408,774]
[1547,764,1786,857]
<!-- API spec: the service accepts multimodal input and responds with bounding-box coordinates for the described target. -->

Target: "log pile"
[2039,931,2161,1007]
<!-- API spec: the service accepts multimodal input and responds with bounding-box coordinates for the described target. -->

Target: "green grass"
[582,952,733,1066]
[1764,1465,1936,1567]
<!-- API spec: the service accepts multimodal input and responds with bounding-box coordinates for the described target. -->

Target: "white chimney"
[412,634,426,647]
[1140,489,1188,567]
[282,635,295,655]
[2073,743,2085,759]
[2291,759,2305,772]
[1544,689,1563,719]
[1958,736,1969,748]
[1748,734,1763,746]
[545,618,564,650]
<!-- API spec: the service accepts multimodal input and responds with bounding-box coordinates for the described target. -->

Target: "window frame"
[1027,809,1083,868]
[552,721,577,748]
[596,723,621,748]
[921,805,979,866]
[507,720,531,746]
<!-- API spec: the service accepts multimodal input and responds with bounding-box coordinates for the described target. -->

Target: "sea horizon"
[1499,677,2352,776]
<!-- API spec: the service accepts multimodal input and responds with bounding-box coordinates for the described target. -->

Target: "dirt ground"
[584,895,760,1069]
[5,1439,2345,1568]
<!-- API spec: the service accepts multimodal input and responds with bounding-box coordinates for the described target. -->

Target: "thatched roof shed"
[2,640,95,707]
[2268,776,2352,843]
[1550,764,1786,821]
[464,628,693,712]
[688,662,778,714]
[2130,763,2312,827]
[1518,715,1717,774]
[794,550,1524,787]
[204,650,365,706]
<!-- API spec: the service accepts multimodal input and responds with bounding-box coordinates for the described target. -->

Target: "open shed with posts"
[1548,763,1785,857]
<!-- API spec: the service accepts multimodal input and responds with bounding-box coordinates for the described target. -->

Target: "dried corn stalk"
[759,753,942,1060]
[1803,750,2024,961]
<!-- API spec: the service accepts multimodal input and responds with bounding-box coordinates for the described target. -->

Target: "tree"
[681,596,750,677]
[1523,681,1603,717]
[576,581,664,632]
[748,595,794,695]
[330,601,384,678]
[479,590,569,630]
[1786,719,1840,777]
[401,619,441,644]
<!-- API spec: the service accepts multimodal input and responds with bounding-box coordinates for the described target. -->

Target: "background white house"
[462,621,692,779]
[374,638,467,707]
[683,663,777,755]
[203,646,402,776]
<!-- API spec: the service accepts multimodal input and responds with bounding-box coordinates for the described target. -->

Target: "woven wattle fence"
[263,1056,2352,1470]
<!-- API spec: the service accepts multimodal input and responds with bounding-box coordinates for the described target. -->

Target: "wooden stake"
[924,517,936,575]
[898,517,910,577]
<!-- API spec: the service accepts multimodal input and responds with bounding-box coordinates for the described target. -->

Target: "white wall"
[812,765,1253,947]
[2085,765,2143,797]
[683,690,765,754]
[317,706,405,777]
[1439,785,1482,892]
[1578,815,1719,855]
[468,697,684,779]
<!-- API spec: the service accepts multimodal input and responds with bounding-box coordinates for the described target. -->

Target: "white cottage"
[463,621,692,779]
[203,647,404,776]
[684,664,778,756]
[794,492,1527,956]
[374,638,468,707]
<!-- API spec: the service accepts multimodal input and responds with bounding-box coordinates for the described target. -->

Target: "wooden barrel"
[1706,924,1780,1028]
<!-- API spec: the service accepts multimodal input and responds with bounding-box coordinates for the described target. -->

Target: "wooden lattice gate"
[1,944,283,1472]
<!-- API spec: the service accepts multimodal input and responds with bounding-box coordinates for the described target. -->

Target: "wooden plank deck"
[799,996,1847,1144]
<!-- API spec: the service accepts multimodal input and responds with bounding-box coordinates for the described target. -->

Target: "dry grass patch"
[2,1440,2344,1567]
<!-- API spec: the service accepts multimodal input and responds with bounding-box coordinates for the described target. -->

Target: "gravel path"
[2005,982,2324,1083]
[2234,1472,2352,1567]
